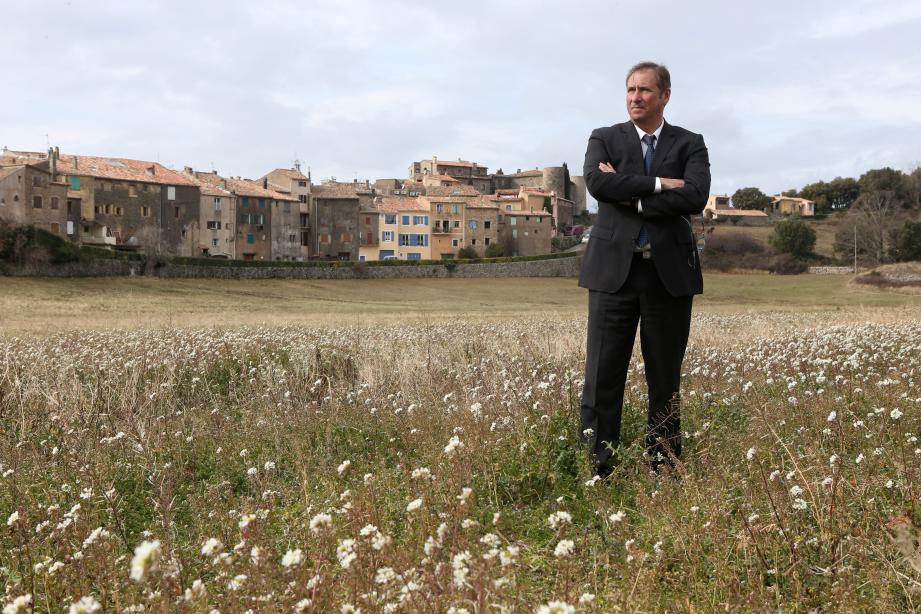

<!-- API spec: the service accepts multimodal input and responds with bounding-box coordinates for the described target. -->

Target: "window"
[104,204,111,214]
[207,221,221,230]
[452,204,460,214]
[242,197,249,208]
[214,198,222,210]
[471,239,477,246]
[341,232,353,243]
[298,181,307,187]
[468,220,478,230]
[212,238,219,247]
[51,197,59,210]
[413,215,428,225]
[141,206,150,217]
[258,198,266,208]
[66,221,74,235]
[174,206,180,218]
[128,184,137,197]
[399,234,428,247]
[289,234,296,242]
[366,231,373,244]
[484,220,491,229]
[436,204,444,213]
[485,237,491,245]
[382,231,394,242]
[116,207,123,216]
[320,233,330,244]
[452,239,459,247]
[453,220,460,228]
[247,233,255,244]
[526,216,530,222]
[512,229,518,239]
[407,253,421,261]
[32,175,45,187]
[299,194,307,203]
[401,215,410,225]
[167,186,176,200]
[33,196,43,209]
[69,176,80,190]
[510,217,517,226]
[94,205,101,214]
[50,222,60,234]
[365,216,371,224]
[384,214,396,224]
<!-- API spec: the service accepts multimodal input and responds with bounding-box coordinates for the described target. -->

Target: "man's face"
[626,69,670,126]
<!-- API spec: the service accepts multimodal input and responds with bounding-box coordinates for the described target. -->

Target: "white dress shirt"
[633,119,664,212]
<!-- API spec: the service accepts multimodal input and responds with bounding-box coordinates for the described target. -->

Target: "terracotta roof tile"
[51,154,198,186]
[714,209,768,217]
[267,167,309,181]
[375,196,428,212]
[424,185,481,197]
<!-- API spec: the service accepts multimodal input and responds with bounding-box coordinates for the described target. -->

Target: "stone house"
[770,195,815,217]
[0,162,70,239]
[310,183,362,260]
[221,177,278,261]
[421,194,467,260]
[183,169,237,258]
[703,194,770,222]
[498,209,552,256]
[463,199,500,256]
[262,166,312,260]
[4,149,201,254]
[409,157,492,193]
[358,201,380,262]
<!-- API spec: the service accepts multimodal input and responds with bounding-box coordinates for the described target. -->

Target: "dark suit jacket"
[578,121,711,296]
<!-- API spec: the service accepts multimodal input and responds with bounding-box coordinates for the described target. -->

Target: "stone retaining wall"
[808,266,854,275]
[1,255,582,279]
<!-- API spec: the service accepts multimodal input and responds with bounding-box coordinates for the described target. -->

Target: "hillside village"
[0,147,588,262]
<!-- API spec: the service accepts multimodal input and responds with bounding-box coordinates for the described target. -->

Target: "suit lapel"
[618,122,645,174]
[650,121,676,176]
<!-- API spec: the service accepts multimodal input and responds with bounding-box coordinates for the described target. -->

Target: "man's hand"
[661,177,685,190]
[598,162,616,173]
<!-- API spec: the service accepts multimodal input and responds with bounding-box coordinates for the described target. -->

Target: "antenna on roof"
[43,133,50,147]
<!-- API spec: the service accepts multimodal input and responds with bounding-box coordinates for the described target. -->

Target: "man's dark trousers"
[582,255,691,475]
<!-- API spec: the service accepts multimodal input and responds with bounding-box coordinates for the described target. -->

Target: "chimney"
[48,147,57,179]
[516,169,521,174]
[73,156,78,170]
[184,166,193,175]
[263,178,268,189]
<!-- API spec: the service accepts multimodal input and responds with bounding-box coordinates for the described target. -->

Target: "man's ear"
[661,88,671,105]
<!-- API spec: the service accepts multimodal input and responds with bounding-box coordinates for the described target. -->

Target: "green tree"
[731,187,771,211]
[905,166,921,209]
[456,246,478,259]
[890,219,921,261]
[484,243,505,258]
[859,167,906,198]
[800,177,860,213]
[770,217,815,259]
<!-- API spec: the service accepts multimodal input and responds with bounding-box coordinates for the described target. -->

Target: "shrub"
[767,253,808,274]
[484,243,505,258]
[890,219,921,262]
[770,217,815,259]
[699,231,770,272]
[456,246,478,259]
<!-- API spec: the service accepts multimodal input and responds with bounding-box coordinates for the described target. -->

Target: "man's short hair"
[626,62,671,92]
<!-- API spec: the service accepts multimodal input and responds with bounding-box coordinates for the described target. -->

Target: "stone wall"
[1,254,582,279]
[808,266,854,275]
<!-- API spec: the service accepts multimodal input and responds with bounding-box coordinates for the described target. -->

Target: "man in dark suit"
[579,61,710,477]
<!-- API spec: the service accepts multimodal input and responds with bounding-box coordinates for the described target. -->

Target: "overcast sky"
[3,0,920,204]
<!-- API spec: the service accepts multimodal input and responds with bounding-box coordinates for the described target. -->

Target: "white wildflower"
[309,513,333,533]
[536,601,576,614]
[554,539,575,557]
[406,498,423,513]
[129,540,161,582]
[337,460,351,475]
[201,538,223,556]
[68,596,101,614]
[609,510,626,523]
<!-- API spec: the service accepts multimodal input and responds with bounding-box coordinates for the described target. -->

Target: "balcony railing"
[431,224,454,234]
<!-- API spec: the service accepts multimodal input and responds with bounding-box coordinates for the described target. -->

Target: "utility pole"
[853,225,857,274]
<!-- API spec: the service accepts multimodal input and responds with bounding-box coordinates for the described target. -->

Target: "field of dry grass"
[2,275,920,612]
[709,215,846,259]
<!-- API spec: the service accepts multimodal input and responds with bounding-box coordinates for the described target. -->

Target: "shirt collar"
[633,119,665,141]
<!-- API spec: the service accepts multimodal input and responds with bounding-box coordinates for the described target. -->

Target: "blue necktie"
[636,134,656,248]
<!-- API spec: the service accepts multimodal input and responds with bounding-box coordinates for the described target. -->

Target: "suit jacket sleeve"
[640,133,710,218]
[582,127,656,203]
